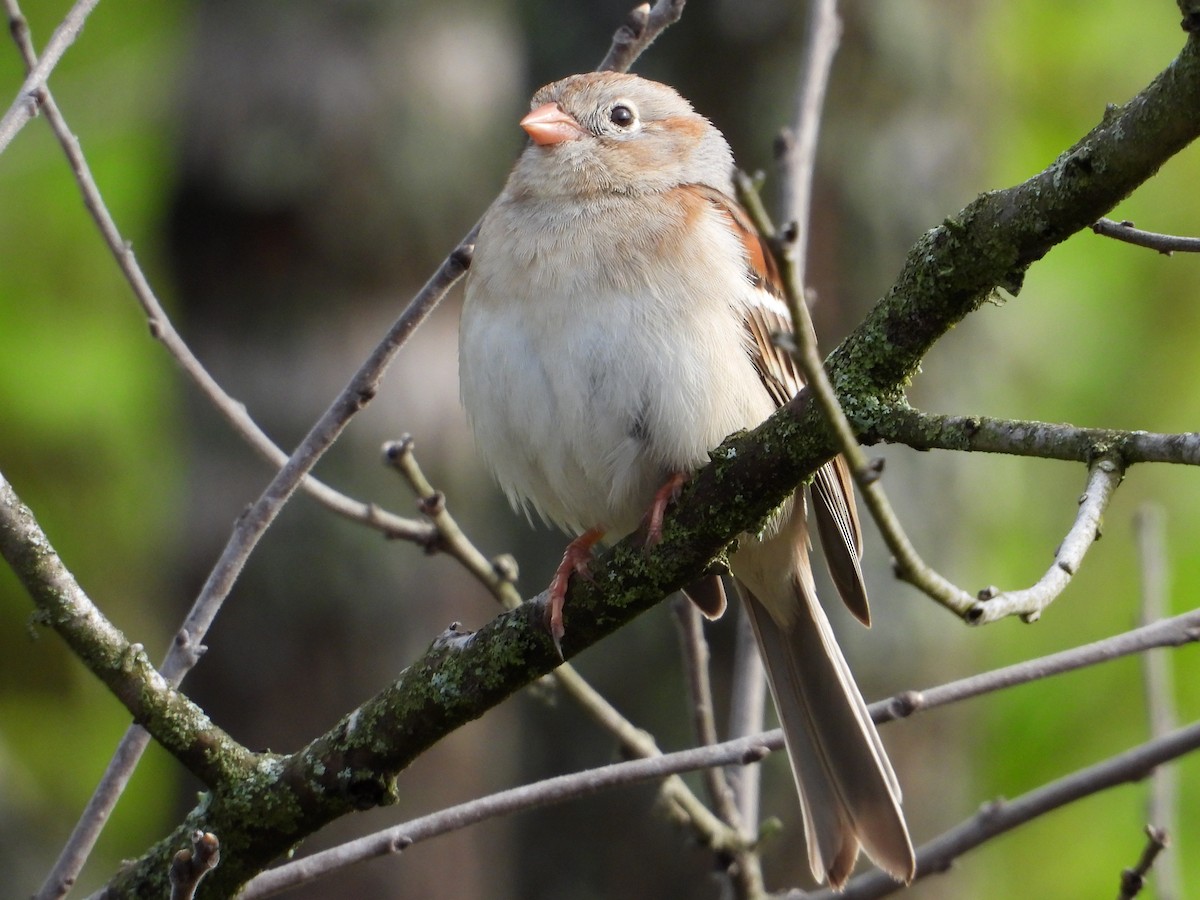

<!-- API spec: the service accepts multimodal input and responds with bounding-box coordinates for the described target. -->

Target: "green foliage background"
[0,1,1198,898]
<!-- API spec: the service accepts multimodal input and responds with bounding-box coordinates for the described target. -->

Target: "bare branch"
[40,731,154,899]
[1092,217,1200,254]
[669,598,766,898]
[870,405,1200,467]
[546,663,740,854]
[964,454,1125,623]
[741,178,1136,628]
[672,601,748,797]
[167,238,472,676]
[239,732,768,900]
[776,0,841,288]
[736,173,982,621]
[673,598,732,795]
[597,0,686,73]
[874,607,1200,726]
[667,600,758,900]
[0,0,99,155]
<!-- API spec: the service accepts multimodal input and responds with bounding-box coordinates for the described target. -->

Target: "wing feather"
[691,184,870,621]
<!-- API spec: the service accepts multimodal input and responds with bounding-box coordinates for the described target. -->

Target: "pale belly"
[460,283,775,539]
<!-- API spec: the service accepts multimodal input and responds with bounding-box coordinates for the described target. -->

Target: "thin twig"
[873,606,1200,726]
[1092,217,1200,254]
[1132,505,1180,900]
[776,0,841,290]
[384,436,522,609]
[239,606,1200,898]
[671,598,748,832]
[868,404,1200,467]
[597,0,686,73]
[167,239,472,675]
[967,454,1125,624]
[672,599,736,801]
[733,183,1134,626]
[1116,825,1172,900]
[549,663,744,856]
[0,0,99,155]
[38,730,153,899]
[808,723,1200,900]
[239,733,767,900]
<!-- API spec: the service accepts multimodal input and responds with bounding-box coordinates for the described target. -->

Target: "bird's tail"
[734,529,914,888]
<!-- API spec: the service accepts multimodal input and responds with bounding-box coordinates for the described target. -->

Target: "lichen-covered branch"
[0,473,252,788]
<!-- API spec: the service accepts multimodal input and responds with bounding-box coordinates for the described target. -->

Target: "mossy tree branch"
[0,474,253,791]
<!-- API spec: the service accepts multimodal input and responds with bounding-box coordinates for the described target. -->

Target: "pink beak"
[520,103,585,146]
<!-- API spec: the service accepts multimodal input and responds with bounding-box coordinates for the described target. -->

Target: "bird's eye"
[608,103,636,128]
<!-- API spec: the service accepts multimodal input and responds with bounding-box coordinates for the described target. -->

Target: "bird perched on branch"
[459,71,915,889]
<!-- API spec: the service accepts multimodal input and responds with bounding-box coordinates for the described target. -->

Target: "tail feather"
[736,577,914,888]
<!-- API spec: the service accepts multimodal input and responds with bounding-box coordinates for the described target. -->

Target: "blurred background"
[1,1,1198,897]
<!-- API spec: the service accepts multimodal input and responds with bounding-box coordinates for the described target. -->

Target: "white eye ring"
[607,102,637,129]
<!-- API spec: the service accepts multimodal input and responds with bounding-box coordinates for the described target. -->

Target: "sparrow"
[458,71,915,889]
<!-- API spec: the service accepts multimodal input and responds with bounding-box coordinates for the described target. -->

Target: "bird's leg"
[546,526,605,654]
[641,472,688,548]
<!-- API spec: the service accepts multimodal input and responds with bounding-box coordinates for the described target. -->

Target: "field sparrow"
[459,71,915,888]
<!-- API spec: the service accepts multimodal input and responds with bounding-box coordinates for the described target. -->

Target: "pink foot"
[642,472,687,548]
[547,526,605,654]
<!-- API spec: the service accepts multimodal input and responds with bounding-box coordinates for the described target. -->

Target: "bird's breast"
[460,194,776,537]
